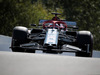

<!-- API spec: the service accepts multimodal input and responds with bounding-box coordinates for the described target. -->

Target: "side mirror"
[31,24,36,26]
[73,26,78,29]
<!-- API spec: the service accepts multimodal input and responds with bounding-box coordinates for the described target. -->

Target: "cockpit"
[43,20,67,30]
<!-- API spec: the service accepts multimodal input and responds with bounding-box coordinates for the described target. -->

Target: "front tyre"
[76,31,93,57]
[11,26,35,53]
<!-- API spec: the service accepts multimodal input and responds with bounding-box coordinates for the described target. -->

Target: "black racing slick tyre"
[11,26,35,53]
[76,31,93,57]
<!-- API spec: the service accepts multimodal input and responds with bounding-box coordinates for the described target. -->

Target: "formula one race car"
[11,13,93,57]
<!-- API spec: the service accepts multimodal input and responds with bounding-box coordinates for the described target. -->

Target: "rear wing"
[39,20,47,26]
[39,19,77,28]
[63,21,77,28]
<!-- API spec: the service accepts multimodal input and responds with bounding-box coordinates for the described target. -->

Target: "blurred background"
[0,0,100,50]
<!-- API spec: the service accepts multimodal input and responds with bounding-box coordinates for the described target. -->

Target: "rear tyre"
[76,31,93,57]
[11,26,35,53]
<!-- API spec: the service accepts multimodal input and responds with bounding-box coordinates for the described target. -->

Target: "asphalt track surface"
[0,51,100,75]
[0,35,100,75]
